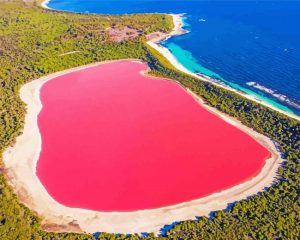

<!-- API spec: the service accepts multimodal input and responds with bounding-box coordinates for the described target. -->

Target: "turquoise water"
[164,42,295,114]
[47,0,300,116]
[164,42,224,78]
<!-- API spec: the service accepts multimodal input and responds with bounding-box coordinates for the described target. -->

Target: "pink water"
[37,60,270,211]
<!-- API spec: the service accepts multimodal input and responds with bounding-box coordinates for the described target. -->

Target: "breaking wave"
[246,82,300,110]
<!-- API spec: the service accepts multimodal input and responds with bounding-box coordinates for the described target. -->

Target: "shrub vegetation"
[0,1,299,239]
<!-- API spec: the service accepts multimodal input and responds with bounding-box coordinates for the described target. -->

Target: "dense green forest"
[0,1,299,239]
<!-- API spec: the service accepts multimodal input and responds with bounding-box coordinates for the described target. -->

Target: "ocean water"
[47,0,300,116]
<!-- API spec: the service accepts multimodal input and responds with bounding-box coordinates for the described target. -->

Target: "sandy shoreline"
[3,58,282,234]
[41,0,51,9]
[147,14,300,122]
[40,0,299,120]
[3,5,285,234]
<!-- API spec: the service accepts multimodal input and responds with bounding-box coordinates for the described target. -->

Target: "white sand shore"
[39,1,299,119]
[147,14,300,122]
[3,58,282,234]
[41,0,51,9]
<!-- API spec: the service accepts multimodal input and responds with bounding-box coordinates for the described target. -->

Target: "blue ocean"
[47,0,300,116]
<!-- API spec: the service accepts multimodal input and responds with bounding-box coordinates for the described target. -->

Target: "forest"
[0,1,299,239]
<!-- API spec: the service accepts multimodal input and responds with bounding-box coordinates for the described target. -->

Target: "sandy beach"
[2,3,287,234]
[3,57,282,234]
[41,0,51,9]
[147,14,300,122]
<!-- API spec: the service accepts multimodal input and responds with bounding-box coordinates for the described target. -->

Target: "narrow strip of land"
[147,14,300,122]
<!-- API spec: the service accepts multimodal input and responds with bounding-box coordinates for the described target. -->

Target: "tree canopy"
[0,1,299,240]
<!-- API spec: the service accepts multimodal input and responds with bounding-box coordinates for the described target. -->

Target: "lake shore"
[146,14,300,122]
[3,59,282,234]
[40,0,300,120]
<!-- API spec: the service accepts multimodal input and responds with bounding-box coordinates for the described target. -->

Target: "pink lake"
[37,60,269,211]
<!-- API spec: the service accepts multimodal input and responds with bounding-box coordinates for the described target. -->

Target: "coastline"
[146,14,300,122]
[3,59,282,234]
[40,0,300,120]
[41,0,51,9]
